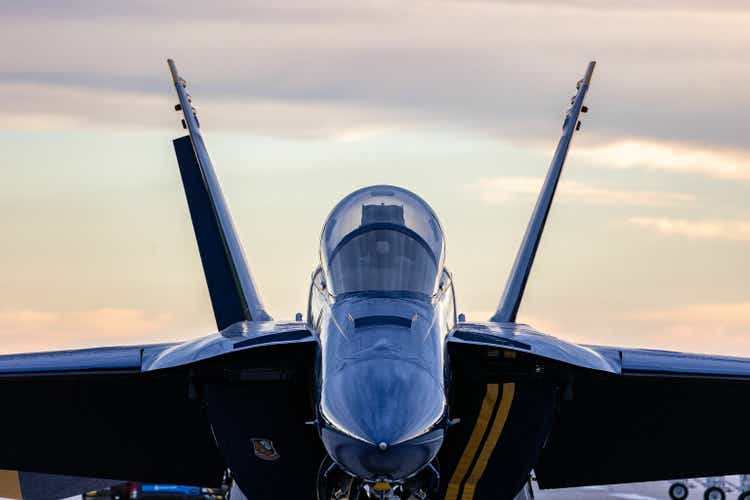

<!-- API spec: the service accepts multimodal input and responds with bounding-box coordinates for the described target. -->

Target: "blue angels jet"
[1,60,749,500]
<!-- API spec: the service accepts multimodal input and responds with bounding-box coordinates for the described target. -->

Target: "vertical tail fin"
[168,59,271,329]
[491,62,596,323]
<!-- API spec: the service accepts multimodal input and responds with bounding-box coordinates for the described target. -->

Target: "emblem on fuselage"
[251,438,280,461]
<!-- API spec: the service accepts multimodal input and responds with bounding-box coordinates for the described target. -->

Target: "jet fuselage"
[309,185,456,483]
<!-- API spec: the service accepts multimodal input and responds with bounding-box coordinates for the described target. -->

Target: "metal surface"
[450,321,620,374]
[491,61,596,323]
[312,190,456,481]
[168,59,271,323]
[0,323,317,375]
[143,320,315,371]
[0,344,166,374]
[617,348,750,379]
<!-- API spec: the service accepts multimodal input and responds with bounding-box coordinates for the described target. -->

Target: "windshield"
[321,185,445,298]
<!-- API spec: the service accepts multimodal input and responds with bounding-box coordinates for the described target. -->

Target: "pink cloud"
[508,304,750,357]
[469,177,695,207]
[608,302,750,356]
[579,139,750,181]
[627,217,750,241]
[0,308,175,354]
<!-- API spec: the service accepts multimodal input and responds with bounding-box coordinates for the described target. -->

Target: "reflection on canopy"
[320,186,445,298]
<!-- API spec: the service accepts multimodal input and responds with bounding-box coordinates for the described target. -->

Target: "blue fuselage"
[309,184,457,482]
[310,274,456,481]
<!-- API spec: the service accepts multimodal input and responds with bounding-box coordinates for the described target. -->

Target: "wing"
[534,345,750,488]
[445,324,750,494]
[0,323,319,488]
[447,321,618,374]
[0,343,226,486]
[168,59,271,328]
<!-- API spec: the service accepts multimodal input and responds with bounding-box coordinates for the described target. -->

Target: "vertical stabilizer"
[168,59,271,329]
[491,62,596,323]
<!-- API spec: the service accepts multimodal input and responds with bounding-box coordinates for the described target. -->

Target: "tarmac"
[535,482,679,499]
[34,476,750,500]
[534,476,746,499]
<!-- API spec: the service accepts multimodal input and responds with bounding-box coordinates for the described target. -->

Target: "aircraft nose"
[321,426,444,480]
[320,357,446,479]
[322,357,445,446]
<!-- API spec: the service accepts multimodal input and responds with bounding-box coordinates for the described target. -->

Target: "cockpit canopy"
[320,185,445,299]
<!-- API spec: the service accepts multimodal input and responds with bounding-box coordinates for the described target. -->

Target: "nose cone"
[321,357,445,479]
[322,426,444,480]
[323,357,445,446]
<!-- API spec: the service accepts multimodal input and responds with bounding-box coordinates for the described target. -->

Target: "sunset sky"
[1,1,749,356]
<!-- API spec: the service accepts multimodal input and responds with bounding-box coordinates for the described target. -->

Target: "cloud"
[0,310,58,329]
[579,140,750,181]
[481,0,750,11]
[469,176,695,207]
[69,308,173,338]
[0,308,174,354]
[634,302,750,327]
[0,81,419,138]
[621,302,750,355]
[467,304,750,357]
[2,1,750,148]
[0,82,171,131]
[627,217,750,241]
[512,303,750,357]
[0,1,390,22]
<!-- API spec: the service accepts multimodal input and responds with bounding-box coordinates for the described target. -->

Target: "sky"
[0,0,749,356]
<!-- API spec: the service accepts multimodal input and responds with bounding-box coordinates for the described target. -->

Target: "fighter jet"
[0,60,748,500]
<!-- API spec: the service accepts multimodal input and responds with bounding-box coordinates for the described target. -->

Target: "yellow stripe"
[461,382,516,500]
[445,384,499,500]
[0,470,21,499]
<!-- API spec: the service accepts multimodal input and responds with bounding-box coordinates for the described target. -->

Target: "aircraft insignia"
[251,438,280,461]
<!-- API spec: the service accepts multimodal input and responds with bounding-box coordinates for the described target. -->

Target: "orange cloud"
[627,217,750,241]
[579,140,750,181]
[470,305,750,357]
[620,302,750,355]
[0,308,175,354]
[470,177,695,207]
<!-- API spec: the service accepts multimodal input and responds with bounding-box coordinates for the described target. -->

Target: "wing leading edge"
[535,344,750,488]
[0,360,226,486]
[0,322,318,488]
[448,324,750,488]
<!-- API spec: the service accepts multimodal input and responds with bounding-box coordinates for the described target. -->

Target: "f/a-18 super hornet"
[1,60,749,500]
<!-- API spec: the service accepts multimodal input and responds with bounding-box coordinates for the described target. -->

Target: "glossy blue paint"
[451,322,621,374]
[168,60,271,323]
[142,321,315,371]
[0,345,169,374]
[309,186,454,481]
[320,426,444,480]
[492,62,596,323]
[174,136,250,330]
[317,298,449,447]
[610,347,750,378]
